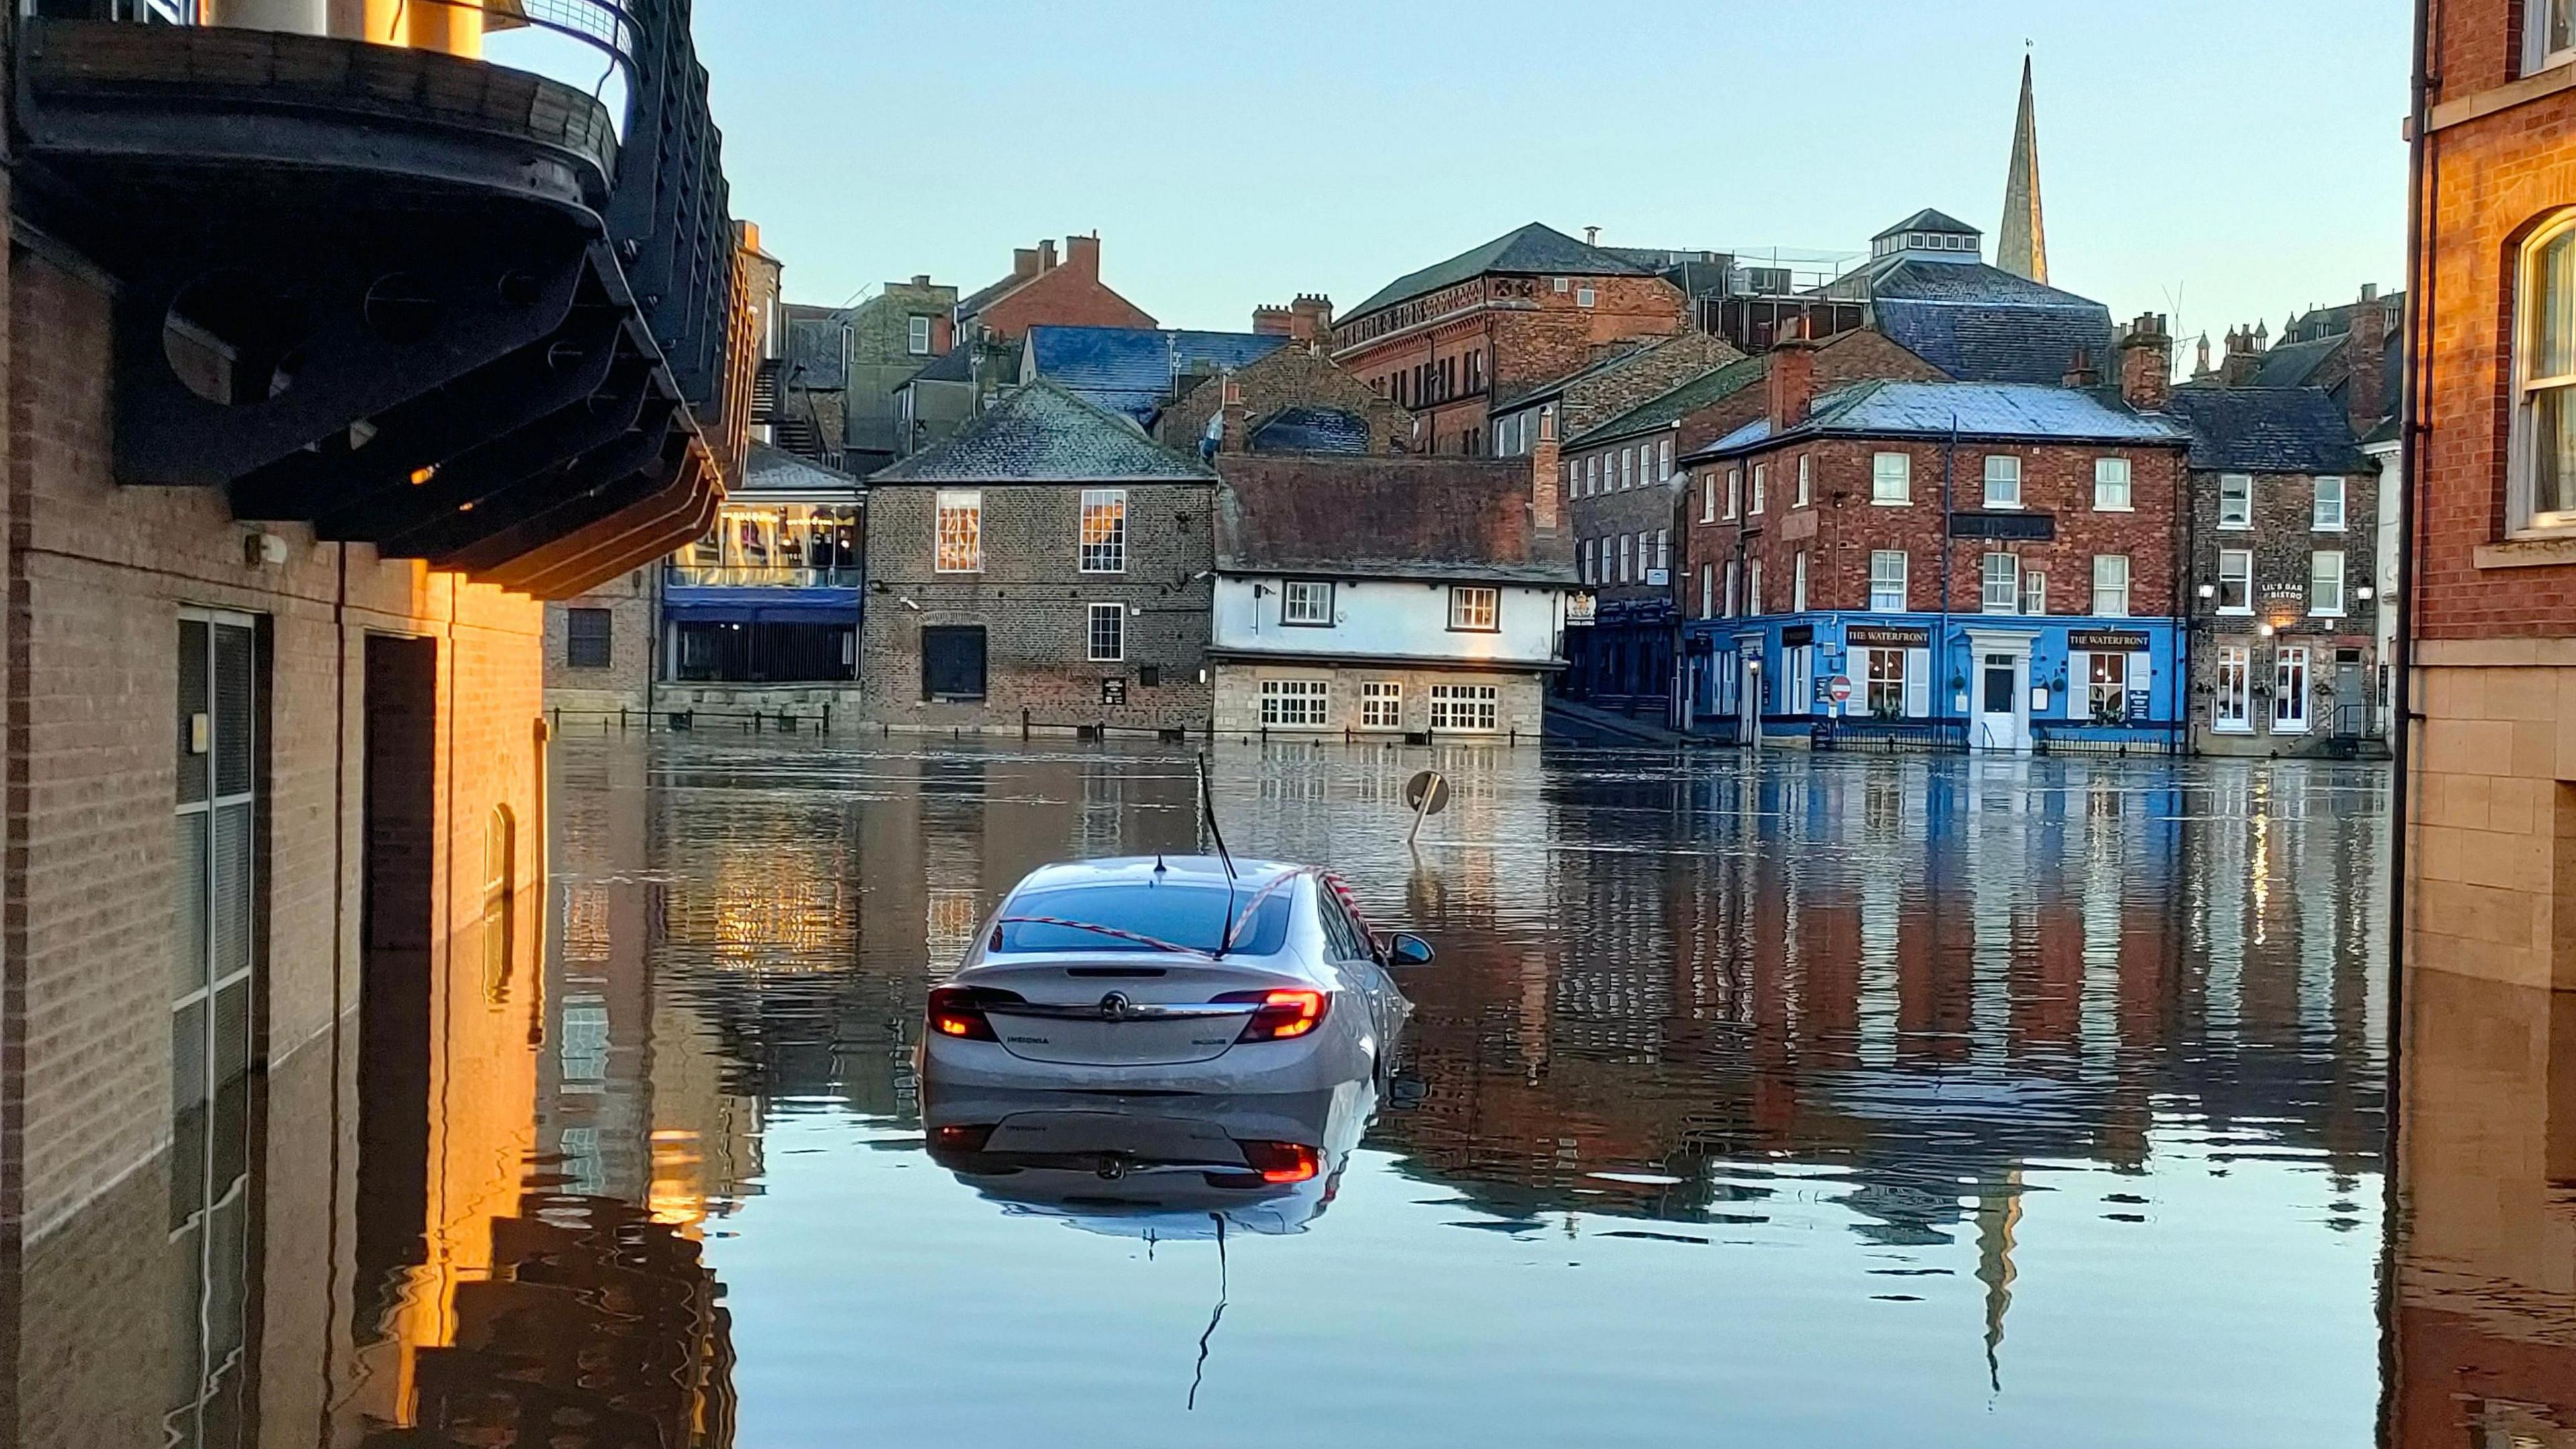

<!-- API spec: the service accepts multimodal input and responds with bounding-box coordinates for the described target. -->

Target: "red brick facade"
[967,235,1157,340]
[1330,272,1684,455]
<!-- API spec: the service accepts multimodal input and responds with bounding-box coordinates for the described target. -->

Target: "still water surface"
[529,737,2393,1446]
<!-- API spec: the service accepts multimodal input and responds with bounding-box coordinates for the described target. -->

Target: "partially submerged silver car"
[921,855,1428,1095]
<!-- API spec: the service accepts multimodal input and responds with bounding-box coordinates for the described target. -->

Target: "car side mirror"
[1387,932,1435,967]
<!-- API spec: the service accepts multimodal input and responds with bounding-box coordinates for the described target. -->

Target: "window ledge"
[1871,498,1912,507]
[2094,504,2135,513]
[2428,58,2576,133]
[2474,535,2576,569]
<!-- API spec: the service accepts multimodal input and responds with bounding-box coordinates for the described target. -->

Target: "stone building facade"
[2402,0,2576,991]
[2165,386,2381,756]
[863,380,1217,735]
[1328,223,1686,456]
[1152,341,1413,455]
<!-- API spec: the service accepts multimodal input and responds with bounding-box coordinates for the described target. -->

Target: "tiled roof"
[1859,257,2116,385]
[868,378,1217,484]
[741,442,861,496]
[1566,356,1766,449]
[1250,406,1370,453]
[1345,222,1650,323]
[1216,454,1576,585]
[1024,326,1291,423]
[906,345,978,384]
[2250,335,2340,388]
[1490,339,1652,412]
[2164,386,2371,474]
[1876,208,1983,239]
[785,315,849,390]
[1689,380,2189,460]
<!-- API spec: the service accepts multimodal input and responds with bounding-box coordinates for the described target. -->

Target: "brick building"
[2400,0,2576,991]
[1152,341,1415,456]
[863,380,1217,734]
[1485,330,1744,457]
[1680,327,2190,751]
[780,274,960,474]
[893,234,1157,460]
[1822,209,2117,386]
[1561,330,1945,713]
[0,5,740,1442]
[2165,385,2381,755]
[1208,445,1575,740]
[1328,223,1687,455]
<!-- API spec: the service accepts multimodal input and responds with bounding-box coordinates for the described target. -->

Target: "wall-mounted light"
[2258,623,2276,637]
[2196,582,2216,599]
[2355,584,2376,600]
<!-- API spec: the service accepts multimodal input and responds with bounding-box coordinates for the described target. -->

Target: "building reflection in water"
[2389,969,2576,1446]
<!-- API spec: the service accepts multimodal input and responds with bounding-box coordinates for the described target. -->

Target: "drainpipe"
[1939,415,1957,744]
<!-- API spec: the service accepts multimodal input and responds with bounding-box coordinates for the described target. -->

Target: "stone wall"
[1212,663,1546,740]
[861,481,1215,733]
[2185,466,2381,754]
[543,567,658,716]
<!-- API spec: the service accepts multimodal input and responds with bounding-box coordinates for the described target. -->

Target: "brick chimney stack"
[1219,377,1248,454]
[1531,407,1562,533]
[1065,234,1102,278]
[2218,326,2264,388]
[1038,239,1060,273]
[1251,305,1292,337]
[1289,294,1334,344]
[1766,317,1817,431]
[2345,285,2390,433]
[2118,313,2173,412]
[1012,247,1040,280]
[2062,347,2102,390]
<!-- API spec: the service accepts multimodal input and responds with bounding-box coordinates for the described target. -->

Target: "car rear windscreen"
[994,879,1294,956]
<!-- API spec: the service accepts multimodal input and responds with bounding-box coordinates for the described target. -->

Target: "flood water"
[58,733,2576,1445]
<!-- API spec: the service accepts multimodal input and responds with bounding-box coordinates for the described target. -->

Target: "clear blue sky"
[690,1,2410,354]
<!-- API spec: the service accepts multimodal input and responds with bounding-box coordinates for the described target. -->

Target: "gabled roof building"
[1020,325,1291,425]
[1824,210,2116,386]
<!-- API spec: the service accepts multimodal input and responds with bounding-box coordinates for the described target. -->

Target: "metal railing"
[665,563,863,590]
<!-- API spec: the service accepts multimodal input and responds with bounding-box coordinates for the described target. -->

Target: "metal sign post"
[1403,769,1450,846]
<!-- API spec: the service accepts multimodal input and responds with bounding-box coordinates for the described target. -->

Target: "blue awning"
[663,586,861,626]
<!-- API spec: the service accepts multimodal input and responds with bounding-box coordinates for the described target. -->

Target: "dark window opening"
[922,625,988,700]
[565,608,612,669]
[673,621,855,682]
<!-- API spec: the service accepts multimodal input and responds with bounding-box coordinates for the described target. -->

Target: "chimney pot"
[912,274,931,287]
[1038,239,1059,272]
[1584,225,1600,246]
[1766,321,1818,431]
[1218,377,1248,454]
[2118,316,2173,412]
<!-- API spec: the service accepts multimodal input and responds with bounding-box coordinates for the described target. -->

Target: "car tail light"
[1214,988,1328,1042]
[1204,1139,1321,1189]
[930,1123,994,1155]
[927,986,1020,1042]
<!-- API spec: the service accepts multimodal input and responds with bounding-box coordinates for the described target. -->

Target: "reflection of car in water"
[920,855,1428,1095]
[922,1081,1379,1237]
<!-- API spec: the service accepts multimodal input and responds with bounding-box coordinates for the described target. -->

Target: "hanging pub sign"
[2067,629,2151,653]
[1847,625,1931,648]
[1100,676,1128,705]
[1564,591,1598,625]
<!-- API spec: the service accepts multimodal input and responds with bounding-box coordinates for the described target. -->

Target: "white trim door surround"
[1966,628,2037,754]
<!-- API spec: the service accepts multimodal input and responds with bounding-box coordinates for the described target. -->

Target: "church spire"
[1998,54,2048,284]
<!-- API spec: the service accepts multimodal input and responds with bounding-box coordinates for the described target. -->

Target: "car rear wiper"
[993,916,1215,959]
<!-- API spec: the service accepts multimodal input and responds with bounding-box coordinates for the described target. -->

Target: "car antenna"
[1199,753,1238,959]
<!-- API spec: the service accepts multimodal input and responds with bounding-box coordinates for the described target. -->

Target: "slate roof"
[1860,258,2116,386]
[2163,386,2371,474]
[1023,326,1291,423]
[1216,455,1576,585]
[2250,335,2340,388]
[1876,208,1983,239]
[905,345,978,385]
[741,442,862,496]
[868,378,1217,484]
[1489,339,1654,412]
[1688,380,2190,461]
[1250,406,1370,454]
[1344,223,1651,324]
[1566,356,1767,449]
[784,315,849,390]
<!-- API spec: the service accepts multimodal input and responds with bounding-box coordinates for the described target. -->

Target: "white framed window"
[2094,456,2133,511]
[908,315,933,356]
[1723,559,1739,618]
[2273,647,2311,733]
[1621,447,1635,490]
[1260,678,1330,728]
[1655,529,1670,573]
[2526,0,2574,74]
[1360,680,1403,730]
[2084,651,2129,723]
[2218,549,2253,613]
[1791,549,1809,612]
[1281,578,1335,626]
[1429,683,1500,732]
[2313,474,2347,531]
[1701,473,1717,523]
[1449,585,1501,631]
[1699,562,1715,619]
[1580,543,1596,586]
[1982,552,2020,614]
[1617,534,1632,584]
[1795,453,1812,506]
[1751,462,1767,513]
[2213,645,2252,731]
[1868,551,1907,611]
[1553,275,1571,293]
[1984,454,2021,508]
[1087,602,1125,662]
[1872,451,1911,504]
[2092,554,2131,616]
[1748,559,1765,615]
[1587,455,1600,496]
[1079,488,1127,572]
[1726,468,1741,519]
[2022,570,2048,616]
[934,490,982,572]
[1576,286,1597,308]
[1660,439,1674,480]
[2219,474,2253,529]
[2310,550,2346,615]
[1863,648,1907,718]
